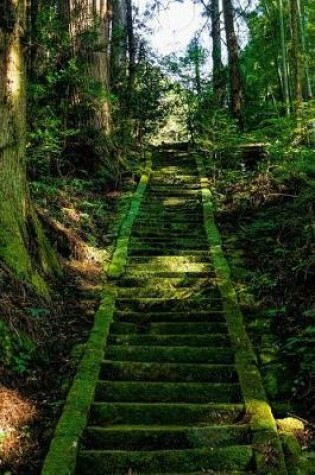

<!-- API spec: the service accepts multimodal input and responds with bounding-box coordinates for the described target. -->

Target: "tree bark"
[279,0,291,115]
[126,0,135,115]
[211,0,223,101]
[290,0,303,114]
[110,0,127,91]
[0,0,60,293]
[222,0,242,125]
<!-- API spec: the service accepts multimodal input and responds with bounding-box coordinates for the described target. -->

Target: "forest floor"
[210,154,315,433]
[0,173,137,474]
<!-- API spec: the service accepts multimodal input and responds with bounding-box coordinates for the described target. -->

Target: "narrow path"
[42,147,288,474]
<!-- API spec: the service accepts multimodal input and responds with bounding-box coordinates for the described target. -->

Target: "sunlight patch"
[0,387,36,467]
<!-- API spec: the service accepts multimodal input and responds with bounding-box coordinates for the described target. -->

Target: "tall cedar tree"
[222,0,242,125]
[0,0,59,290]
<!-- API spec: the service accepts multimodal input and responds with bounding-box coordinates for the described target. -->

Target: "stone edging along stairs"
[41,147,288,475]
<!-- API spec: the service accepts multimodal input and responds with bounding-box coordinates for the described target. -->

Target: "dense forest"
[0,0,314,473]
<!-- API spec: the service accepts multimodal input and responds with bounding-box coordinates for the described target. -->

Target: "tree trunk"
[211,0,223,101]
[110,0,127,91]
[222,0,242,125]
[290,0,303,114]
[0,0,60,294]
[279,0,291,115]
[89,0,112,131]
[296,0,312,100]
[126,0,135,115]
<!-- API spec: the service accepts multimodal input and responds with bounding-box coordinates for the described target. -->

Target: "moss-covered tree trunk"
[0,0,60,294]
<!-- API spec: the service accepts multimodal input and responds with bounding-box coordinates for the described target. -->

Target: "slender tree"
[279,0,291,114]
[126,0,136,115]
[290,0,303,114]
[222,0,242,125]
[210,0,223,100]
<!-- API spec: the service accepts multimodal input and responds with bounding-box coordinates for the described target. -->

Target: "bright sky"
[136,0,210,57]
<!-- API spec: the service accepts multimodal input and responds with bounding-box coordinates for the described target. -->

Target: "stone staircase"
[73,149,287,474]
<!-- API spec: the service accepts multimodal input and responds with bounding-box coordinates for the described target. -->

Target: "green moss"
[41,288,115,475]
[108,157,152,279]
[40,435,78,475]
[95,380,241,403]
[90,402,245,426]
[196,154,288,474]
[77,446,254,474]
[277,418,304,432]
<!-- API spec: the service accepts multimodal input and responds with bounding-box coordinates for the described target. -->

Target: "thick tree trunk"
[64,0,112,132]
[89,0,112,131]
[0,0,60,293]
[222,0,242,125]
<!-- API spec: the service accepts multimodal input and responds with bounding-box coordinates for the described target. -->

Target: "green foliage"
[27,6,118,182]
[0,320,36,374]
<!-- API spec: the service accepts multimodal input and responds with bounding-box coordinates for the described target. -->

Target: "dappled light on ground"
[0,387,37,469]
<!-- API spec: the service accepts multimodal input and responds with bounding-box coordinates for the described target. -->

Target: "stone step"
[105,346,234,364]
[89,402,246,426]
[83,424,252,450]
[113,310,225,324]
[77,446,254,474]
[108,333,231,347]
[117,276,214,288]
[129,240,209,250]
[117,287,219,300]
[95,381,241,403]
[128,249,209,256]
[131,229,206,237]
[109,322,228,335]
[115,297,223,312]
[125,271,214,278]
[100,361,238,383]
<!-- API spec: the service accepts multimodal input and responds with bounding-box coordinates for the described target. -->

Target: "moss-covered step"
[144,190,201,197]
[83,424,252,450]
[115,297,223,312]
[94,381,242,403]
[90,402,245,426]
[129,242,210,252]
[108,333,231,347]
[128,255,211,264]
[150,175,201,184]
[117,287,219,299]
[128,247,213,258]
[116,276,215,289]
[147,183,201,191]
[113,310,226,324]
[131,230,206,239]
[109,322,228,335]
[128,248,210,256]
[125,271,214,279]
[134,214,203,221]
[100,361,238,383]
[76,446,254,474]
[105,345,235,364]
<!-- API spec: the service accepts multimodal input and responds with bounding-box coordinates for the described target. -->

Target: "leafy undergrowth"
[0,173,137,474]
[211,148,314,436]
